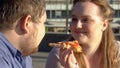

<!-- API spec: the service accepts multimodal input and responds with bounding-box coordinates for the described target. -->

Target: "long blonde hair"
[72,0,118,68]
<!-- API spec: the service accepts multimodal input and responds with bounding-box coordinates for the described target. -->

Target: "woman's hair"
[72,0,117,68]
[0,0,46,30]
[73,0,114,22]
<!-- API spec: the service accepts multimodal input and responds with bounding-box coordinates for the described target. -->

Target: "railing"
[45,24,70,34]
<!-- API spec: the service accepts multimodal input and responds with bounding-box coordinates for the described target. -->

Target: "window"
[114,10,120,18]
[61,11,66,18]
[55,11,62,18]
[52,11,55,18]
[109,0,120,4]
[47,11,50,18]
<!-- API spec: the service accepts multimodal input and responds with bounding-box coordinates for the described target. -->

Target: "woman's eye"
[72,18,78,22]
[81,18,90,23]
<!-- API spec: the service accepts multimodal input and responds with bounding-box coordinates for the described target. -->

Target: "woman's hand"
[59,47,77,68]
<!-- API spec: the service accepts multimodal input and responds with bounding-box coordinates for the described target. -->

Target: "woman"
[45,0,120,68]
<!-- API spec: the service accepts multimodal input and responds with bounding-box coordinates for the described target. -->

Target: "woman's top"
[45,41,120,68]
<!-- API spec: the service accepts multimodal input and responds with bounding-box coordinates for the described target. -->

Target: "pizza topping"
[49,40,82,53]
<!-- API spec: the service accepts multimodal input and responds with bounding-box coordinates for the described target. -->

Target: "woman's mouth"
[74,31,86,34]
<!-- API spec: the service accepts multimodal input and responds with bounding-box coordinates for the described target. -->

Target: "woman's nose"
[76,20,82,28]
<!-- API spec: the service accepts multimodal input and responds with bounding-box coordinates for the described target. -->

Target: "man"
[0,0,46,68]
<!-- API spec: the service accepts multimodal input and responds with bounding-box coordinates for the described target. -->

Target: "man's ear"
[102,20,108,31]
[20,15,32,33]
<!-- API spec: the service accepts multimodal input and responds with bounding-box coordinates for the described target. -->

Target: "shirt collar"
[0,32,21,57]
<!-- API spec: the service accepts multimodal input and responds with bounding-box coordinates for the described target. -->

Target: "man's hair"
[0,0,45,30]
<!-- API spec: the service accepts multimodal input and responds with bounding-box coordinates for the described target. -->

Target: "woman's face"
[70,2,108,45]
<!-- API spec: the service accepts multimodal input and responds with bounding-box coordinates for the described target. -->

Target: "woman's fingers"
[59,47,77,67]
[67,51,76,63]
[59,48,70,66]
[66,51,77,68]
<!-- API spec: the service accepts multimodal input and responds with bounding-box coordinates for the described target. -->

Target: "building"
[45,0,120,34]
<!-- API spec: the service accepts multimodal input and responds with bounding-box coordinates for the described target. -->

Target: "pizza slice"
[49,40,82,53]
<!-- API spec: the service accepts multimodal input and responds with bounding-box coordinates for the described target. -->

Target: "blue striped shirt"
[0,33,32,68]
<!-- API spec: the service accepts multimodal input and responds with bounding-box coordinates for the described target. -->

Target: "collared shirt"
[0,33,32,68]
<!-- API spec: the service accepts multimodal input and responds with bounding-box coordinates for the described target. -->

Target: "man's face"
[23,11,47,56]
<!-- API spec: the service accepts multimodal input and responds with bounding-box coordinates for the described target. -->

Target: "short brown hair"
[0,0,45,30]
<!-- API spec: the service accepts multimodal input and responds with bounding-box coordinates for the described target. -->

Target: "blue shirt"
[0,33,33,68]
